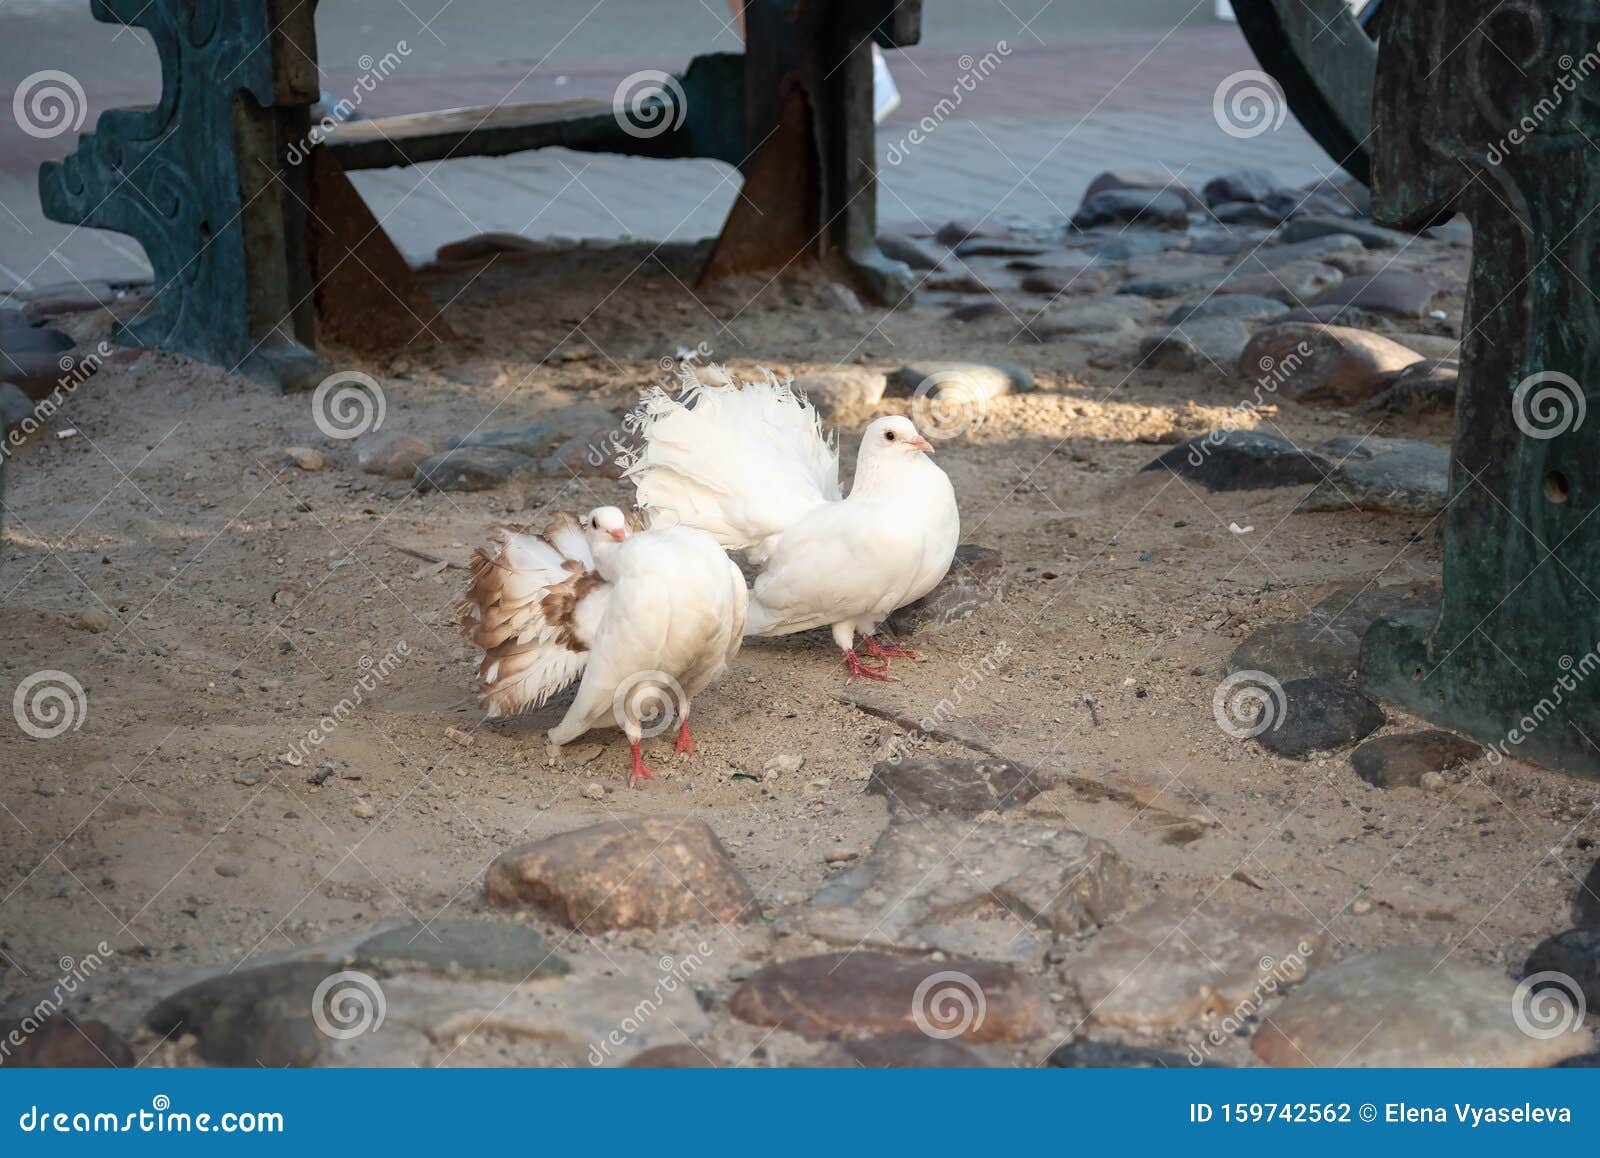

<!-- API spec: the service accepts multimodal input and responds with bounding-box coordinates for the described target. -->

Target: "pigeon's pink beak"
[909,435,935,454]
[608,529,627,542]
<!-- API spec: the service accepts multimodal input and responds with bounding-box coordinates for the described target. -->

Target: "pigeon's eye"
[885,431,896,442]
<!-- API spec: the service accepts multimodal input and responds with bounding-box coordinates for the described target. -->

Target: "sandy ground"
[2,234,1598,1066]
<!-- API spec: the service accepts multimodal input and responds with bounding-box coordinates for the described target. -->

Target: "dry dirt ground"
[2,232,1597,1067]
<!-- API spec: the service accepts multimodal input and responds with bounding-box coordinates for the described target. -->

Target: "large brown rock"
[1064,899,1324,1029]
[866,755,1046,819]
[486,818,757,931]
[1239,323,1424,406]
[729,952,1046,1042]
[0,1017,133,1067]
[1253,948,1593,1067]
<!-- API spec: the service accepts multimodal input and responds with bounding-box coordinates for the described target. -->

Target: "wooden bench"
[38,0,922,387]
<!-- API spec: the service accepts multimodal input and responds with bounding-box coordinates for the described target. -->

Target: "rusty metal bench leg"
[701,1,920,304]
[38,0,444,388]
[1357,0,1600,779]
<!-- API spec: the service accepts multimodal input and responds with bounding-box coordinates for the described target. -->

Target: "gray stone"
[934,220,1005,246]
[1304,583,1442,638]
[792,369,888,414]
[1523,930,1600,1013]
[955,238,1049,259]
[877,232,944,270]
[1077,233,1172,261]
[729,952,1047,1043]
[1254,677,1385,759]
[1253,948,1593,1067]
[1237,233,1365,271]
[1166,295,1288,325]
[485,817,757,931]
[1212,201,1285,226]
[1,382,35,432]
[1141,429,1331,492]
[1298,437,1450,516]
[444,419,556,458]
[1217,261,1344,304]
[866,755,1047,819]
[1139,318,1251,372]
[888,544,1003,634]
[1064,899,1324,1030]
[886,361,1032,400]
[1276,303,1379,326]
[1081,169,1204,211]
[1029,299,1149,340]
[1264,187,1360,220]
[801,815,1134,954]
[412,446,541,492]
[1186,235,1254,256]
[1120,268,1226,298]
[542,436,627,479]
[147,962,338,1066]
[1576,858,1600,930]
[1072,188,1191,230]
[1203,168,1280,206]
[1350,731,1484,788]
[354,430,432,479]
[1229,621,1361,684]
[918,267,992,295]
[0,315,73,354]
[1239,324,1425,406]
[1280,215,1414,249]
[1373,358,1459,415]
[1019,266,1114,296]
[1311,269,1437,318]
[353,919,569,983]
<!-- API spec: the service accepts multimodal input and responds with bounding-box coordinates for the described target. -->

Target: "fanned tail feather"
[621,367,839,562]
[460,514,608,717]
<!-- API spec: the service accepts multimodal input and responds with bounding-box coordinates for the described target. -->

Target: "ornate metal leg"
[1358,0,1600,778]
[1230,0,1377,185]
[701,1,921,303]
[38,0,443,387]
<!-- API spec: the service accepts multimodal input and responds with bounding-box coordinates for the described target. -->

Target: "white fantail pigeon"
[622,371,960,682]
[462,506,748,787]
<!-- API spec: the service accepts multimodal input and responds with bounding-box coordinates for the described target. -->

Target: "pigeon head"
[584,506,631,544]
[862,415,935,458]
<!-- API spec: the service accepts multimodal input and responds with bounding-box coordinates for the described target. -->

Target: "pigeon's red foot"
[629,740,658,788]
[844,649,895,683]
[674,718,696,756]
[863,635,918,662]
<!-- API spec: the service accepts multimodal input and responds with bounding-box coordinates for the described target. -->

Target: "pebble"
[876,232,944,270]
[1238,323,1425,406]
[1166,294,1288,325]
[1228,620,1361,684]
[214,861,244,878]
[1298,436,1450,516]
[1141,430,1330,493]
[1349,730,1483,788]
[1310,269,1438,318]
[581,782,605,800]
[354,430,432,479]
[866,755,1045,819]
[352,799,377,819]
[443,725,475,748]
[1253,948,1592,1067]
[1279,215,1414,249]
[485,817,757,931]
[73,607,111,633]
[1254,677,1386,759]
[1373,358,1458,415]
[1072,188,1190,230]
[791,369,887,414]
[1081,169,1204,211]
[729,952,1046,1042]
[285,447,324,471]
[762,753,804,779]
[1047,1040,1215,1068]
[233,768,264,787]
[886,359,1033,400]
[1202,168,1280,206]
[1138,317,1251,373]
[801,815,1133,951]
[1064,899,1324,1029]
[412,446,542,492]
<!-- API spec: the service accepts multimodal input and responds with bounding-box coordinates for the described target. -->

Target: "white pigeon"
[622,371,960,681]
[461,505,748,787]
